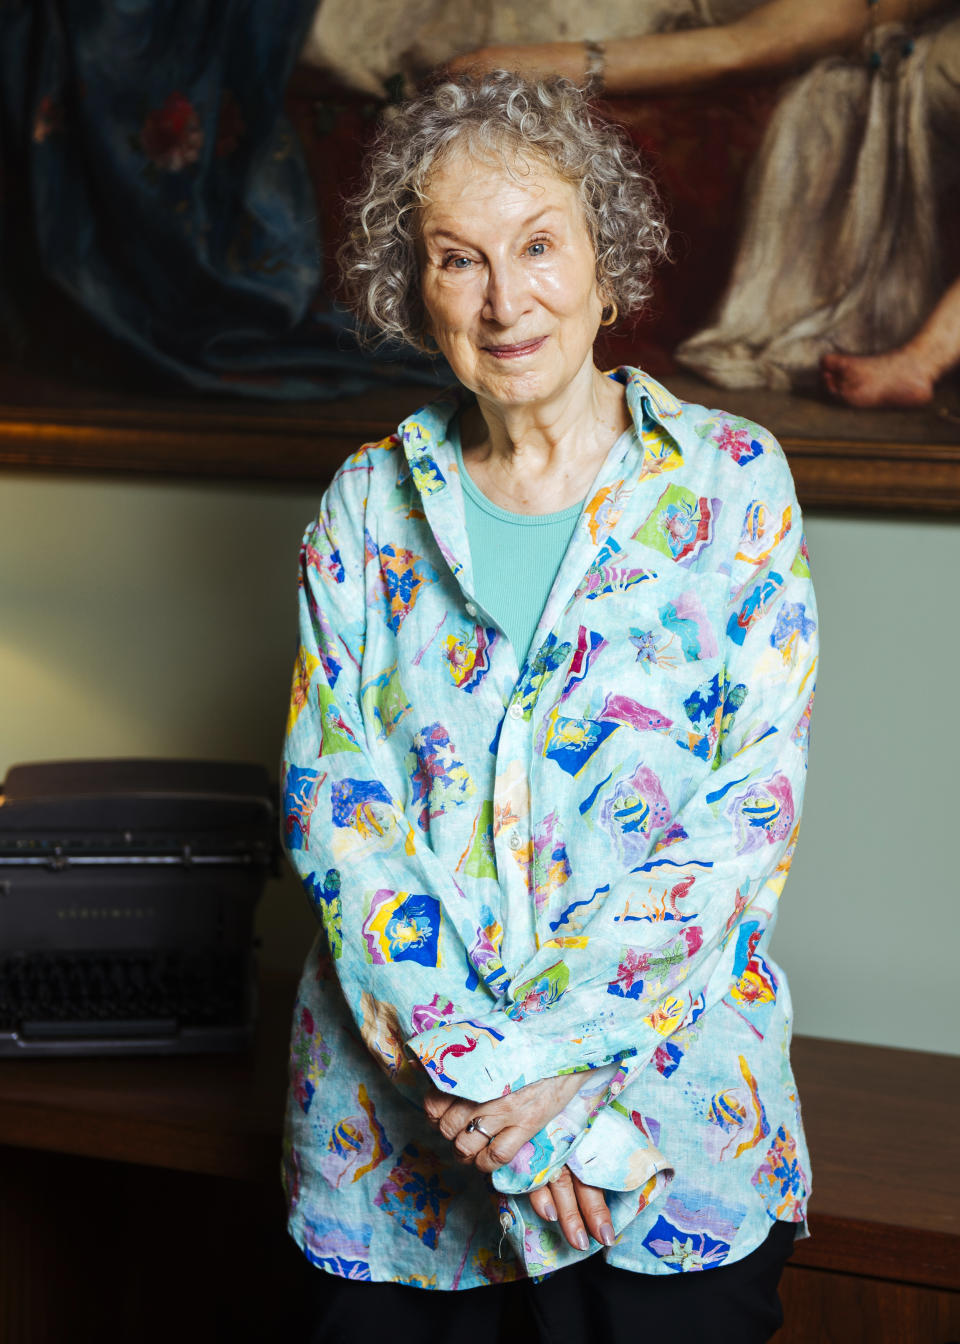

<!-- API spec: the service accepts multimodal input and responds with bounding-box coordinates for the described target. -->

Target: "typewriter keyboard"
[0,948,246,1030]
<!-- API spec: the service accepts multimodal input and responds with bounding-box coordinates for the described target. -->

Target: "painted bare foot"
[821,349,935,408]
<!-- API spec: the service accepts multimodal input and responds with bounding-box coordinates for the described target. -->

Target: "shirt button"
[508,832,523,851]
[465,602,478,618]
[509,702,524,720]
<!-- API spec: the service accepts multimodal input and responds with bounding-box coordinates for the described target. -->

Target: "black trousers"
[298,1220,796,1344]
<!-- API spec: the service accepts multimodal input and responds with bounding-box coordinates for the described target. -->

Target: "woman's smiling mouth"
[481,336,548,359]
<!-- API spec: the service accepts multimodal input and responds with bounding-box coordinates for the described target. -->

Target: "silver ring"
[466,1117,496,1143]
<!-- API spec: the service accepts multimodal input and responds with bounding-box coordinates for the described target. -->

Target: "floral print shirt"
[281,367,817,1289]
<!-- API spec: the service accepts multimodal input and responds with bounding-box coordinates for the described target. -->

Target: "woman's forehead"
[419,147,580,230]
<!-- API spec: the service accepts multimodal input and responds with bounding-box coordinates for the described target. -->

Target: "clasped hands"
[423,1073,616,1251]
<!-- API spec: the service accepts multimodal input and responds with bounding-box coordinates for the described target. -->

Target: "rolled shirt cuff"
[406,1011,645,1101]
[405,1014,539,1101]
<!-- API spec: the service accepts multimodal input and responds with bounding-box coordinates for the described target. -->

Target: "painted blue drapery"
[0,0,442,398]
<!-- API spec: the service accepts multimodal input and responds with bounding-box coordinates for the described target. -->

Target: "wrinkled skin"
[424,1076,615,1250]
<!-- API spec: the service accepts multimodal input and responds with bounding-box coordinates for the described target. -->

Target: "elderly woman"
[281,71,817,1344]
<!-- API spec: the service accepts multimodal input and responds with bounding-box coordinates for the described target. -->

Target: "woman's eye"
[445,256,474,270]
[527,241,547,256]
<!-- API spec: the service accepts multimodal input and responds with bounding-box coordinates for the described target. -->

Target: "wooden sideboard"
[0,977,957,1343]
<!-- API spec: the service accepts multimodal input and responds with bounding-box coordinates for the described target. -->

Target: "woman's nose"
[482,258,528,326]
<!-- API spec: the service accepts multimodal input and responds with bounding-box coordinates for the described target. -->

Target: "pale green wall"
[1,473,957,1053]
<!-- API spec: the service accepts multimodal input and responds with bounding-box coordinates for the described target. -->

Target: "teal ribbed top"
[453,422,585,667]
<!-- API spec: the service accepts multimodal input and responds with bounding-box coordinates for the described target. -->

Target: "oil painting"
[0,0,957,507]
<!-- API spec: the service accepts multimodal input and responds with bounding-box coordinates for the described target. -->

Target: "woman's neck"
[460,363,630,515]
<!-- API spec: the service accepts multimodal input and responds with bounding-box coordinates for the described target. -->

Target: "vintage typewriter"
[0,758,277,1056]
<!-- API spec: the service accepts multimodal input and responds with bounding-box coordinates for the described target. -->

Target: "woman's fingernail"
[543,1201,558,1222]
[576,1230,589,1251]
[600,1223,615,1247]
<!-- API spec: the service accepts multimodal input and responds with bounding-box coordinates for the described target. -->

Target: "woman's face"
[418,148,605,411]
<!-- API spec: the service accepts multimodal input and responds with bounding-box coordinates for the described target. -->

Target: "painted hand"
[444,42,585,85]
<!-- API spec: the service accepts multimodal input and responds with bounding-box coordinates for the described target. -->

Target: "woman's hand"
[528,1165,616,1251]
[423,1072,583,1174]
[424,1078,615,1250]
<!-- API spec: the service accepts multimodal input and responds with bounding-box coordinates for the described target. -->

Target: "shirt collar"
[394,366,683,603]
[395,366,682,486]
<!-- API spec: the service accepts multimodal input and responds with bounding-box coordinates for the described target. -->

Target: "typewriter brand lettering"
[56,906,157,919]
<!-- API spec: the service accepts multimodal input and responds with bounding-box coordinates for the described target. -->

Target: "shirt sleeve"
[406,445,817,1111]
[282,456,506,1094]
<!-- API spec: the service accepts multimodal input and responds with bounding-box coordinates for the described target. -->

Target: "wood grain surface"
[0,978,956,1290]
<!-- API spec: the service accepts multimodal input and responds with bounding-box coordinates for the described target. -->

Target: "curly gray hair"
[337,71,669,349]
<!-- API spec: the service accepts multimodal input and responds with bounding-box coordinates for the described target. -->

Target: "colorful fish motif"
[470,1245,522,1285]
[727,773,795,852]
[598,764,672,866]
[704,1054,771,1162]
[319,1084,393,1189]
